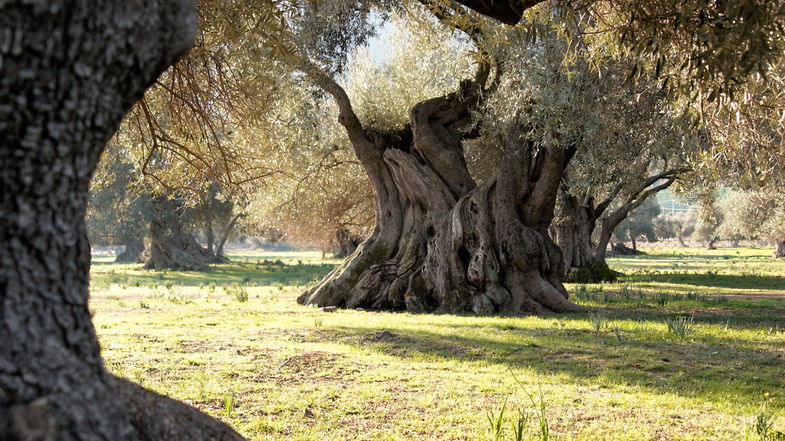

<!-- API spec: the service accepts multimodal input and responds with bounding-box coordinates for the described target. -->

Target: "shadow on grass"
[621,272,785,291]
[317,308,785,410]
[94,261,338,287]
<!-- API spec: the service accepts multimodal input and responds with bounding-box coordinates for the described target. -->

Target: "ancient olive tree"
[0,1,245,440]
[257,0,785,314]
[110,0,294,270]
[87,149,152,263]
[292,5,603,314]
[550,63,693,281]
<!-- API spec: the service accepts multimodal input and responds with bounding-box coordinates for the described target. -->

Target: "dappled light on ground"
[90,248,785,440]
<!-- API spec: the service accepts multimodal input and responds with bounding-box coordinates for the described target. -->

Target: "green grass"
[89,247,785,440]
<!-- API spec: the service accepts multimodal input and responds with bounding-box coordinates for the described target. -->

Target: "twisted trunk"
[553,193,616,282]
[0,2,244,440]
[775,241,785,258]
[213,213,243,261]
[334,227,362,258]
[299,76,583,314]
[115,238,145,264]
[144,197,209,271]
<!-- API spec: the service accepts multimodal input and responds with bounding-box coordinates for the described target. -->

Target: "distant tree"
[692,193,723,249]
[87,154,151,263]
[653,211,697,246]
[613,198,661,252]
[719,189,785,257]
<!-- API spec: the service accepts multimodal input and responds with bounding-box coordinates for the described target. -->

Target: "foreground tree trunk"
[115,238,146,263]
[299,72,583,314]
[144,197,210,271]
[775,241,785,258]
[0,2,245,440]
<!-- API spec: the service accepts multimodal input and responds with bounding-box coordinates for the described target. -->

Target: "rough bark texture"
[0,2,245,440]
[299,75,583,314]
[775,241,785,258]
[115,238,145,263]
[553,193,618,283]
[144,197,210,271]
[334,228,362,258]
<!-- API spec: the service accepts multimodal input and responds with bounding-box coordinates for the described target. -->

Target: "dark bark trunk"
[553,193,617,282]
[114,238,145,264]
[775,241,785,258]
[143,197,209,271]
[211,213,243,263]
[334,227,362,258]
[554,194,596,269]
[610,242,644,256]
[707,236,718,250]
[452,0,542,25]
[630,234,638,252]
[299,75,583,314]
[205,213,216,259]
[0,3,244,440]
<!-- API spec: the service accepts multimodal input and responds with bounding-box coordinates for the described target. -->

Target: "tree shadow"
[316,309,785,409]
[622,272,785,291]
[92,260,337,287]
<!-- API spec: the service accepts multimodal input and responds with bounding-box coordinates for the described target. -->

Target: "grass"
[89,247,785,440]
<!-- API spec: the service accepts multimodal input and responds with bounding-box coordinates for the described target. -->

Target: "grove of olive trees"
[3,0,785,439]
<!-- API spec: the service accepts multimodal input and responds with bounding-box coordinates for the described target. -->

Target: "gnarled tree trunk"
[298,73,583,314]
[334,227,362,258]
[144,197,209,271]
[0,2,244,440]
[775,241,785,258]
[553,193,617,283]
[115,238,145,263]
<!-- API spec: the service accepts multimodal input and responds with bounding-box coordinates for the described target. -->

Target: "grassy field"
[89,247,785,441]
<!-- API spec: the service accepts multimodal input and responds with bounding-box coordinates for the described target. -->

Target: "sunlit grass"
[90,248,785,440]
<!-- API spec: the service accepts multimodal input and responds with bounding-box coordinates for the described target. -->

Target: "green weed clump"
[589,312,607,332]
[225,284,249,302]
[667,315,695,341]
[752,402,785,441]
[486,378,551,441]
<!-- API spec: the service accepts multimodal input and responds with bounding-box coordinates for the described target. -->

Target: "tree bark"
[115,238,145,264]
[205,212,216,259]
[144,197,209,271]
[775,241,785,258]
[212,213,243,262]
[298,74,583,314]
[553,193,617,282]
[0,2,245,440]
[334,227,362,258]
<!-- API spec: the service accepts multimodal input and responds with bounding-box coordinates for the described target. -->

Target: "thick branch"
[594,182,625,219]
[299,60,368,148]
[452,0,543,25]
[594,169,686,261]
